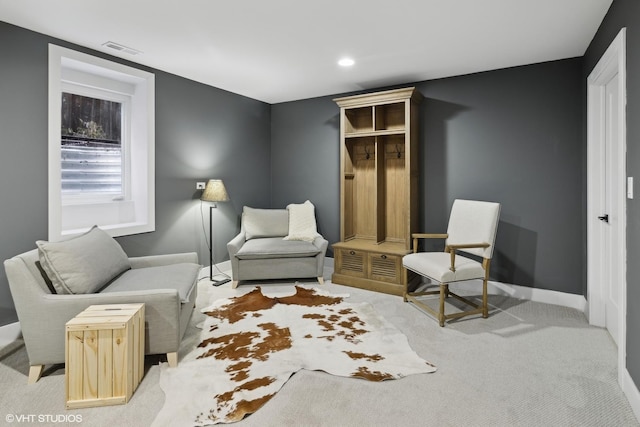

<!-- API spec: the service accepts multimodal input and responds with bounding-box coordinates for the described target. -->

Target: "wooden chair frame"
[404,233,492,327]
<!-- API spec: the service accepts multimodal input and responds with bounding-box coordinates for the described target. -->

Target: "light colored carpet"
[1,268,638,427]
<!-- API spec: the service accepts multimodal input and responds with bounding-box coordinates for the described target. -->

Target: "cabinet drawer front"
[337,249,367,278]
[369,253,401,283]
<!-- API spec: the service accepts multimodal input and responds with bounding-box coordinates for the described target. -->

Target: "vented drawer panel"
[336,249,366,278]
[369,253,401,283]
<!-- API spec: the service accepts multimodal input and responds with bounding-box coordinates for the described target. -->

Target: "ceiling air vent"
[102,41,141,56]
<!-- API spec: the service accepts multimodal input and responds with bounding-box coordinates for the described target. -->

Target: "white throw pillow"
[283,200,320,242]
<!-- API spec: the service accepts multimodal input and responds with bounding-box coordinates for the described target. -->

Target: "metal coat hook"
[365,146,371,160]
[396,144,401,158]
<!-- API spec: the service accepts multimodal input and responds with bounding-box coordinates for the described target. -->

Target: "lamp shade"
[201,179,230,202]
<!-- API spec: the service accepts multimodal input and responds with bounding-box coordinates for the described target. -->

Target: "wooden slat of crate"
[112,326,127,399]
[132,307,142,384]
[67,330,84,402]
[65,303,144,409]
[82,328,98,400]
[97,329,113,399]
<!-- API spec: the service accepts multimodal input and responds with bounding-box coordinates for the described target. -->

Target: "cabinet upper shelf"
[344,129,406,138]
[335,87,422,137]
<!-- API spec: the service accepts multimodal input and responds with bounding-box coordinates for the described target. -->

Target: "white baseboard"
[323,256,588,312]
[487,280,588,312]
[202,260,232,279]
[624,369,640,422]
[0,321,22,353]
[216,260,231,272]
[438,278,587,312]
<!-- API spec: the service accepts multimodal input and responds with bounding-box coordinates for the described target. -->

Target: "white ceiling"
[0,0,612,104]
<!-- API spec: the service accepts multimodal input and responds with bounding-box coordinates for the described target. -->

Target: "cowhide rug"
[153,285,436,426]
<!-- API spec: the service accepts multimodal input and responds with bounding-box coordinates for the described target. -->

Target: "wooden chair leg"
[482,278,489,318]
[231,280,239,289]
[317,276,324,285]
[167,352,178,367]
[28,365,44,384]
[438,284,446,327]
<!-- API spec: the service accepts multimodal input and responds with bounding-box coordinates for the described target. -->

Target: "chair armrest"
[411,233,449,253]
[412,233,449,239]
[129,252,199,269]
[445,243,490,272]
[446,243,491,251]
[312,235,329,252]
[226,232,246,280]
[226,232,246,258]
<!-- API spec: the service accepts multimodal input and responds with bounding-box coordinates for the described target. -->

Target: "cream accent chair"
[402,199,501,327]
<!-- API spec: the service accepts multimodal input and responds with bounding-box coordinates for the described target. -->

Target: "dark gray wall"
[271,58,584,295]
[0,24,49,324]
[0,14,607,343]
[415,60,584,294]
[583,0,640,385]
[270,97,341,252]
[0,22,271,324]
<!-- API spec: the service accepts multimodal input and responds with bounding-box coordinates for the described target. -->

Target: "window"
[48,45,155,241]
[61,91,125,198]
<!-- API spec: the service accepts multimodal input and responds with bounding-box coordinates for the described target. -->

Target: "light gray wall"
[583,0,640,385]
[271,58,585,294]
[0,22,271,324]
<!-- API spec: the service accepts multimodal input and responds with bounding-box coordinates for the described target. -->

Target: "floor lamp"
[201,179,231,286]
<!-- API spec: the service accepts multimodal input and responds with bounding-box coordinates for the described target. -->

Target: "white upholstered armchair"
[402,199,501,327]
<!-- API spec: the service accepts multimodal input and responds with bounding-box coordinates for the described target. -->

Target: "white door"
[587,27,627,387]
[603,73,622,346]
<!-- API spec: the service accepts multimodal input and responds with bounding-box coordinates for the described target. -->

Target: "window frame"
[48,44,155,241]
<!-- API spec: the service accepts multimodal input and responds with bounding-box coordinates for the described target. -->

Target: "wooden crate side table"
[65,303,145,409]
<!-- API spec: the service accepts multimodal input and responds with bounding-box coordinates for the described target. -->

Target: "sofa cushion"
[102,263,200,303]
[235,237,321,260]
[36,225,131,295]
[284,200,320,242]
[243,207,289,240]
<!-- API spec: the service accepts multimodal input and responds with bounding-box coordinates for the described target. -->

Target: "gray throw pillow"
[36,225,131,294]
[242,207,289,240]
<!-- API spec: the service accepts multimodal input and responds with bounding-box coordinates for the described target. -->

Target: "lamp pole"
[209,203,230,286]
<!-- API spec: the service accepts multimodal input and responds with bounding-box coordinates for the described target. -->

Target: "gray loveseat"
[227,205,328,288]
[4,226,200,383]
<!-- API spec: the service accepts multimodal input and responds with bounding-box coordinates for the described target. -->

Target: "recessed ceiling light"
[338,57,355,67]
